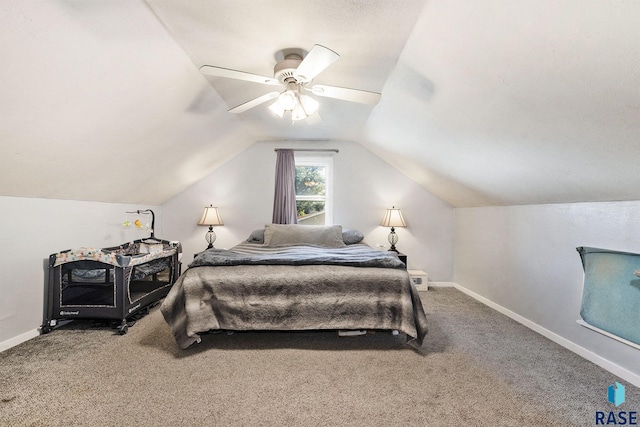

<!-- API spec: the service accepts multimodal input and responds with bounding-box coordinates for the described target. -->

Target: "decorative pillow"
[247,229,265,243]
[342,228,364,245]
[263,224,346,248]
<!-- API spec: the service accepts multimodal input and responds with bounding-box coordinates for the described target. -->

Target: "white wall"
[0,196,161,350]
[162,140,454,279]
[454,201,640,384]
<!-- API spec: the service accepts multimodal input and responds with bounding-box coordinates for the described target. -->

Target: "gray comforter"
[161,243,428,349]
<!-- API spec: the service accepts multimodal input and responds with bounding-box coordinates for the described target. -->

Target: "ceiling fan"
[199,45,381,124]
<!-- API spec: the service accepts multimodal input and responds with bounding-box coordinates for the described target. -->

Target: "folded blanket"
[190,242,406,269]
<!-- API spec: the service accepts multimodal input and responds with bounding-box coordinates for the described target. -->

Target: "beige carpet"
[1,288,637,426]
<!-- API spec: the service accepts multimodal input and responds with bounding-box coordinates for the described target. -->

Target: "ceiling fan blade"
[293,45,339,83]
[310,84,381,105]
[200,65,280,86]
[228,92,279,113]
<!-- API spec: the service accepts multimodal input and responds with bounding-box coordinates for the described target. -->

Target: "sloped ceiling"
[363,0,640,206]
[0,0,254,205]
[2,0,640,207]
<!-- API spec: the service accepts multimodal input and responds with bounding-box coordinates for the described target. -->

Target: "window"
[295,155,333,225]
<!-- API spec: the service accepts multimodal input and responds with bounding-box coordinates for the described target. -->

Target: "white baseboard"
[427,281,455,288]
[0,329,40,353]
[452,283,640,388]
[577,320,640,351]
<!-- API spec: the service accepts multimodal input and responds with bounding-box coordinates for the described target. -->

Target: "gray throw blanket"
[161,243,428,350]
[190,242,407,269]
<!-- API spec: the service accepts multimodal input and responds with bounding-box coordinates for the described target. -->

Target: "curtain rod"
[274,148,339,153]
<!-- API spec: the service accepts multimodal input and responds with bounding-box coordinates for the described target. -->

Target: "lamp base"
[387,227,399,252]
[205,226,217,249]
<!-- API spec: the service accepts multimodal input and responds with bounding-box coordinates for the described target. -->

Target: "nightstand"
[394,251,407,266]
[408,269,428,292]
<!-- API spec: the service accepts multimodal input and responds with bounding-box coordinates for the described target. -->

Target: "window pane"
[295,166,326,197]
[297,201,325,224]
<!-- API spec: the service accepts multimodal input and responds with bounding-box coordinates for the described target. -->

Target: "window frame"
[294,154,334,225]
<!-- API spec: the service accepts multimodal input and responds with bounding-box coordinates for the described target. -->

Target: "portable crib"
[43,238,181,335]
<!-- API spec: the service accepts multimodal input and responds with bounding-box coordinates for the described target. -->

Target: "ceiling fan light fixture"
[299,94,319,116]
[277,81,299,110]
[268,100,285,118]
[278,91,297,110]
[291,103,308,122]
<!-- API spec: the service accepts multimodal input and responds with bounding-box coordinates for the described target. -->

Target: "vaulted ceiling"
[2,0,639,207]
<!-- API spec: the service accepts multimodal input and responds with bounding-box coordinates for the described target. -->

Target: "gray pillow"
[263,224,346,248]
[342,229,364,245]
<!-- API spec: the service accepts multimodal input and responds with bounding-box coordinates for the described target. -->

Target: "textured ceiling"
[2,0,640,207]
[362,0,640,206]
[146,0,425,141]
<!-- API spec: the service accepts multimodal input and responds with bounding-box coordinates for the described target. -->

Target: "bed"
[160,224,428,349]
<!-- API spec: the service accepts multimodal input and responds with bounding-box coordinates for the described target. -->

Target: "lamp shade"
[278,90,297,110]
[268,100,286,118]
[380,206,406,228]
[299,94,319,116]
[198,206,224,226]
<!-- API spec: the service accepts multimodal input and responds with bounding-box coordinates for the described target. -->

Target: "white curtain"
[272,149,298,224]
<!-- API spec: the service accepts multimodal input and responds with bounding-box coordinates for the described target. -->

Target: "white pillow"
[263,224,346,248]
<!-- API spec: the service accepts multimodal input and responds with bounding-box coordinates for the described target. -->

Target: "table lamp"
[198,205,224,249]
[380,206,406,252]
